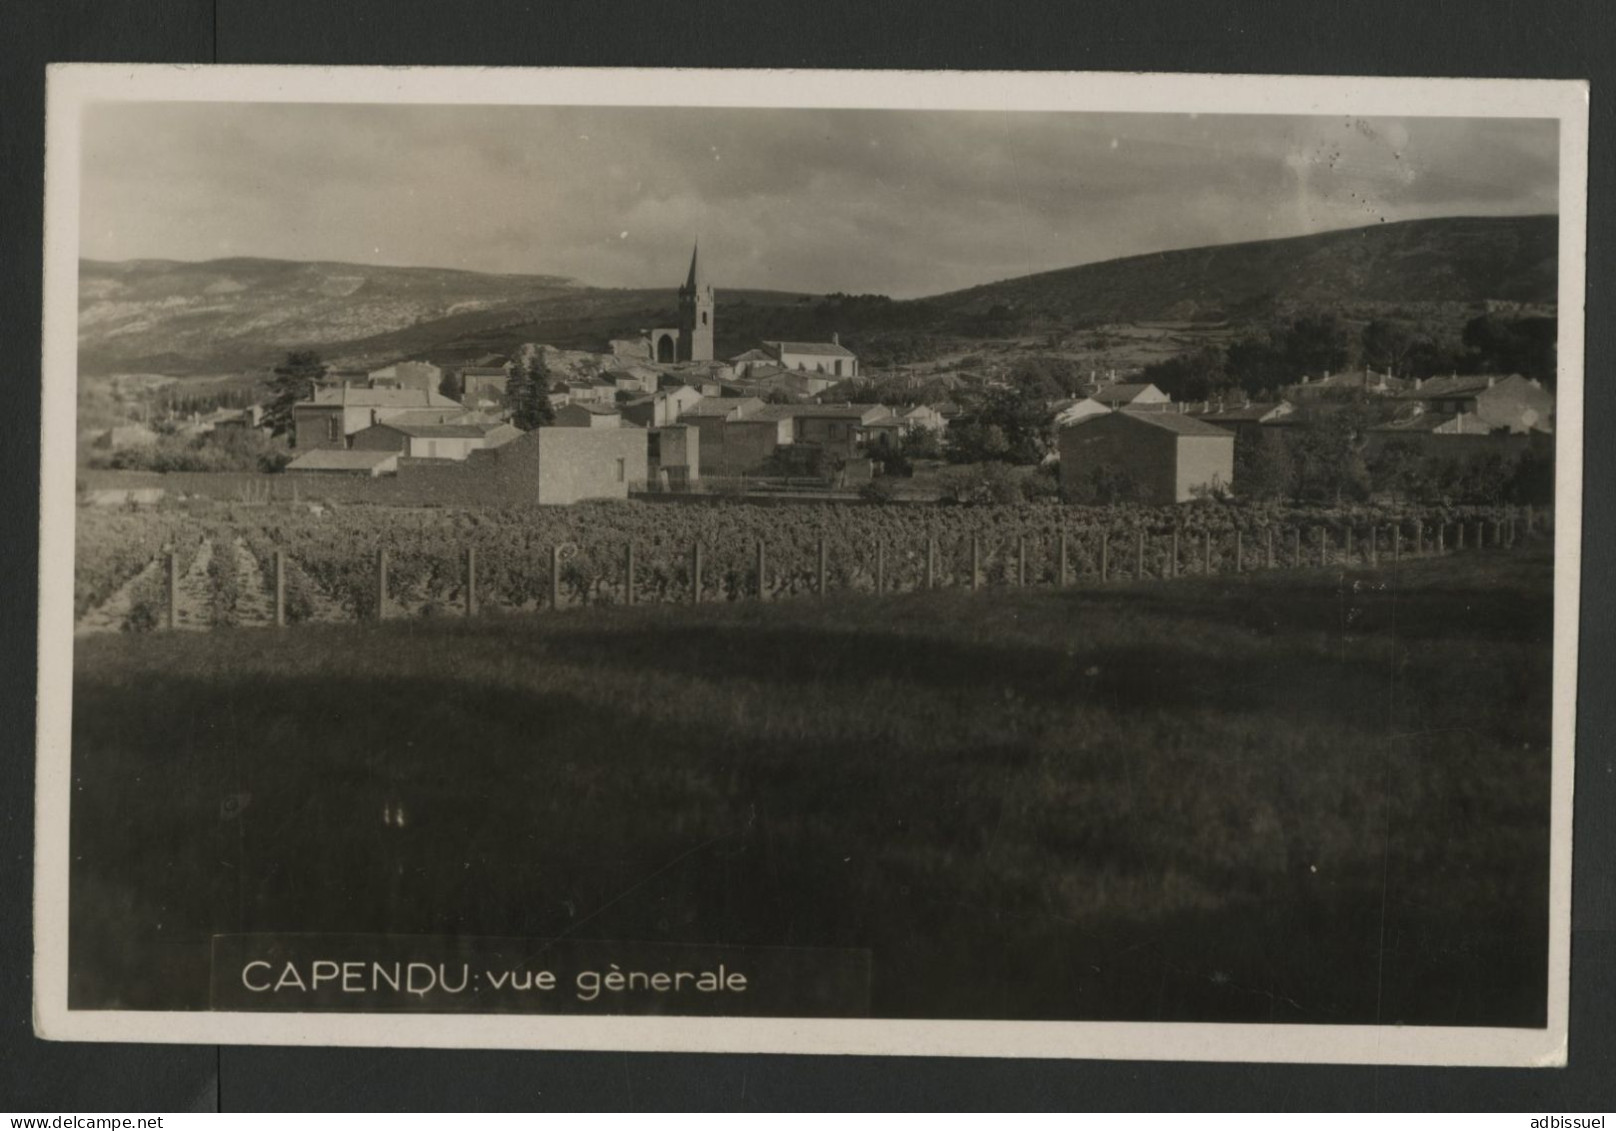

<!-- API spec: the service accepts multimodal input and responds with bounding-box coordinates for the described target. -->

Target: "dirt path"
[172,539,215,631]
[75,558,162,636]
[232,539,274,628]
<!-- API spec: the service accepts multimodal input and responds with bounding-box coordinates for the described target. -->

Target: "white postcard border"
[34,64,1588,1066]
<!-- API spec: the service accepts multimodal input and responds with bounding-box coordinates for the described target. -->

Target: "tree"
[1224,334,1292,397]
[1360,318,1418,377]
[263,350,327,441]
[1507,448,1554,505]
[946,420,1011,463]
[1234,428,1296,500]
[900,425,945,462]
[1368,438,1430,502]
[1008,356,1086,400]
[1141,345,1230,402]
[1281,311,1359,378]
[945,387,1049,465]
[1288,404,1376,503]
[438,368,464,401]
[1462,314,1557,383]
[1458,453,1512,504]
[507,353,556,430]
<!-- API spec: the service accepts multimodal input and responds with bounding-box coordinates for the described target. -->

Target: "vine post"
[756,540,767,601]
[1018,536,1028,587]
[970,537,980,592]
[1170,527,1179,579]
[925,538,936,590]
[465,546,477,617]
[1058,531,1069,586]
[1100,531,1109,582]
[273,549,286,628]
[1265,526,1275,569]
[375,547,388,621]
[1234,528,1243,573]
[818,538,829,596]
[1392,523,1401,565]
[692,542,703,604]
[1202,529,1212,575]
[550,544,562,610]
[1134,530,1145,581]
[876,541,886,595]
[167,551,179,630]
[623,543,635,607]
[1291,526,1301,569]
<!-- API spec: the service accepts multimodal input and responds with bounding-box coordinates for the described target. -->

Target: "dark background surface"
[2,0,1612,1111]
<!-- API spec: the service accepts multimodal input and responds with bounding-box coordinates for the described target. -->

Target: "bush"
[107,428,291,474]
[938,462,1033,505]
[858,479,902,504]
[1063,464,1146,505]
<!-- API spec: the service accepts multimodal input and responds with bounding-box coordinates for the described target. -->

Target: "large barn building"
[1059,409,1235,504]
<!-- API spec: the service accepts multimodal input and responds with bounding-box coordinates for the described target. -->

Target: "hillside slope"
[77,215,1557,377]
[77,258,580,376]
[927,214,1558,323]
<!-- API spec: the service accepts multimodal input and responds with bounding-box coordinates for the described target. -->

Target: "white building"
[762,336,860,379]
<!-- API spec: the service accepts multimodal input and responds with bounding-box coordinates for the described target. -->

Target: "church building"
[646,244,715,364]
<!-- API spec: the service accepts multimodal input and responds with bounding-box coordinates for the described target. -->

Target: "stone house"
[482,426,646,504]
[1282,369,1409,401]
[291,387,467,450]
[620,385,704,428]
[647,424,700,488]
[1088,382,1171,410]
[762,336,860,379]
[1395,374,1554,433]
[368,360,443,393]
[350,420,521,461]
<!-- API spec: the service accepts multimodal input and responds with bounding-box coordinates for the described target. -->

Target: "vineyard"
[73,499,1551,634]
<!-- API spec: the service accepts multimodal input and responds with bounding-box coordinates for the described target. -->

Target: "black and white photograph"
[32,66,1586,1064]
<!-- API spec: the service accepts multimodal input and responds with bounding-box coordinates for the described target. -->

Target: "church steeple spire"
[682,242,708,295]
[677,240,714,362]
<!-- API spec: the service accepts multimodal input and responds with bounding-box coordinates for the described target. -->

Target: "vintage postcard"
[34,66,1586,1064]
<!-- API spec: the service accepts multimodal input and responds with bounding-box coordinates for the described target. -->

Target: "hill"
[77,215,1557,377]
[77,257,583,376]
[924,214,1558,325]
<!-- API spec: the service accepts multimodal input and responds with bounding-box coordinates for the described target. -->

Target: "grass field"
[69,548,1554,1025]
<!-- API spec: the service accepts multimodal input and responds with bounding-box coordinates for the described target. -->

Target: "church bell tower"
[677,242,714,362]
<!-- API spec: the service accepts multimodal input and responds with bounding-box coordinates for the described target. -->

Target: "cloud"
[79,103,1559,298]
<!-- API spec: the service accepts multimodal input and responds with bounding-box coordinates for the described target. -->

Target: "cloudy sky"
[79,103,1559,298]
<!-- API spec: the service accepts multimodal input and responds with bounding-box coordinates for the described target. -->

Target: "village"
[81,243,1557,511]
